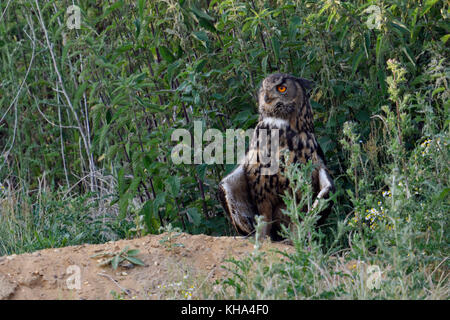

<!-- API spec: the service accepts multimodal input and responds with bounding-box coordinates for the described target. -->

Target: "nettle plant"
[343,58,447,236]
[337,58,448,298]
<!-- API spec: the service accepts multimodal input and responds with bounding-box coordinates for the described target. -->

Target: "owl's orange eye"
[277,85,287,93]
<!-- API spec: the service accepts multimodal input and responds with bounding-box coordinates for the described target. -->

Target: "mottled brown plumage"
[219,73,335,240]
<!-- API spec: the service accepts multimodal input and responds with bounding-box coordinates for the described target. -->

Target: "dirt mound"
[0,233,291,300]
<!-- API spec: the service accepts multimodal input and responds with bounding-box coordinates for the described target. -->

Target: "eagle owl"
[218,73,335,241]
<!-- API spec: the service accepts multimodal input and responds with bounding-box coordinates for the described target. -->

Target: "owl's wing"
[218,164,257,235]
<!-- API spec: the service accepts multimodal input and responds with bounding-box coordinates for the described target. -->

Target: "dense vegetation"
[0,0,448,299]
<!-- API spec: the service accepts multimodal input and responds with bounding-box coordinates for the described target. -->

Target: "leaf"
[119,196,129,219]
[271,37,280,62]
[242,21,252,33]
[153,192,167,213]
[436,188,449,202]
[233,109,252,124]
[377,69,387,96]
[159,46,176,63]
[346,189,354,198]
[106,109,112,124]
[135,96,163,113]
[124,256,146,266]
[261,55,269,74]
[190,5,214,22]
[376,34,383,65]
[356,109,370,122]
[193,31,209,47]
[432,87,445,97]
[118,246,130,257]
[318,136,334,155]
[391,19,410,35]
[73,82,88,108]
[196,163,208,181]
[103,1,124,18]
[199,17,217,33]
[49,9,65,26]
[134,19,141,37]
[128,176,141,195]
[167,60,181,82]
[116,43,133,53]
[195,59,207,72]
[364,31,371,58]
[111,255,121,270]
[98,124,110,149]
[440,34,450,44]
[99,257,114,267]
[126,249,140,256]
[117,168,128,195]
[166,176,181,197]
[141,201,159,234]
[402,46,416,67]
[138,0,145,18]
[90,251,113,258]
[288,16,301,40]
[420,0,439,17]
[352,49,365,76]
[186,207,201,226]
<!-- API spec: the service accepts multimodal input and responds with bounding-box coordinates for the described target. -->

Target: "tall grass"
[0,180,132,256]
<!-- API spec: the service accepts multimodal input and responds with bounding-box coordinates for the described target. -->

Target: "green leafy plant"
[158,223,185,250]
[91,246,145,270]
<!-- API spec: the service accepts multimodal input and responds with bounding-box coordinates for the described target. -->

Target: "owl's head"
[257,73,313,120]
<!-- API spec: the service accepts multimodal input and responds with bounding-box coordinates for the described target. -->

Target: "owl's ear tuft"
[295,77,314,92]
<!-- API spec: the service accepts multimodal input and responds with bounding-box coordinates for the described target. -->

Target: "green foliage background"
[0,0,448,295]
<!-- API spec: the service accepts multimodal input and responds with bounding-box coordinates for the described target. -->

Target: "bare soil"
[0,233,292,300]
